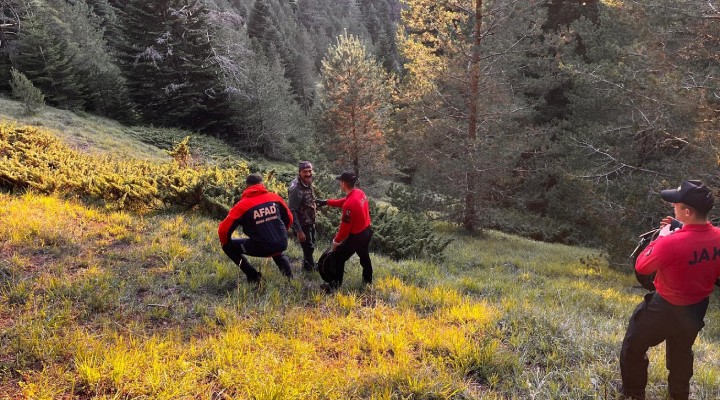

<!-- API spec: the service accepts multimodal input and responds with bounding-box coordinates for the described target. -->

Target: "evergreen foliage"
[396,0,548,231]
[542,1,720,264]
[2,0,720,261]
[15,1,88,109]
[13,0,130,117]
[112,0,232,132]
[0,0,21,93]
[317,32,393,178]
[9,67,43,114]
[370,200,452,261]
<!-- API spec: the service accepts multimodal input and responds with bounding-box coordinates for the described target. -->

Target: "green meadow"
[1,108,720,399]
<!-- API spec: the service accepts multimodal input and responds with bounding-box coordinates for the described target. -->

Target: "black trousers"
[332,226,373,287]
[620,292,708,400]
[222,238,292,281]
[299,224,316,271]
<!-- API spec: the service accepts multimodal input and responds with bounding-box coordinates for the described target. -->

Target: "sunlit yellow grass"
[2,191,720,399]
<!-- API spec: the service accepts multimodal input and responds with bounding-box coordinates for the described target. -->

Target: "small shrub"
[9,68,44,115]
[370,201,452,261]
[166,136,192,167]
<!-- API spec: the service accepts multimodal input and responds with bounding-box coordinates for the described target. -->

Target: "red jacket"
[327,188,371,243]
[218,184,293,247]
[636,223,720,305]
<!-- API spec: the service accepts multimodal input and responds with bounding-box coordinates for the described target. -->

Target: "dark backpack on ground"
[317,249,340,284]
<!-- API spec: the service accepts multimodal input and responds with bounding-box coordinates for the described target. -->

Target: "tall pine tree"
[396,0,547,231]
[317,32,393,178]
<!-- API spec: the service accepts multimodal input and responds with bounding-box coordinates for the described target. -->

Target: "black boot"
[302,259,315,272]
[273,254,293,278]
[239,256,262,284]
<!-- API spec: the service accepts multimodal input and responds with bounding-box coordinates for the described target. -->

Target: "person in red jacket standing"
[218,174,294,285]
[316,171,372,291]
[620,180,720,400]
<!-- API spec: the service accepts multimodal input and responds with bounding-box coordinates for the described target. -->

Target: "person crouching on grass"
[218,174,294,285]
[315,171,373,292]
[620,180,720,400]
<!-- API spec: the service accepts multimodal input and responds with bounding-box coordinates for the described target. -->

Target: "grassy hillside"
[1,109,720,398]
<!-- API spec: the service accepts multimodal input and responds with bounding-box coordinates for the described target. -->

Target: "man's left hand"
[332,241,339,251]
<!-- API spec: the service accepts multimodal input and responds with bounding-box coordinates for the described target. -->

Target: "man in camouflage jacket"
[288,161,317,271]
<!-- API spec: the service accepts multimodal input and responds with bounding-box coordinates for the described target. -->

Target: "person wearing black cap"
[620,180,720,400]
[218,174,294,284]
[288,161,318,271]
[315,171,373,291]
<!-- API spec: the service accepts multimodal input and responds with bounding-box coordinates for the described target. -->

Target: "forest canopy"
[1,0,719,264]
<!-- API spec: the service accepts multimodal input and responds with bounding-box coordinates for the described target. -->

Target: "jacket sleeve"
[327,198,346,208]
[334,205,353,243]
[635,236,669,275]
[287,186,303,232]
[218,203,244,246]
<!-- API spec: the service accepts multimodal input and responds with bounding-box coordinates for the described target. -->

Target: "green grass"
[1,105,719,398]
[0,96,249,164]
[2,192,720,399]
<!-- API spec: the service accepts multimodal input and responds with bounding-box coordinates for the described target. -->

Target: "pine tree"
[240,49,313,160]
[396,0,547,231]
[15,2,88,109]
[550,0,720,262]
[0,0,21,93]
[317,32,392,178]
[11,0,131,116]
[112,0,232,132]
[9,67,44,113]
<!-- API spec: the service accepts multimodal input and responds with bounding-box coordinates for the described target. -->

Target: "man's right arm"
[327,198,346,208]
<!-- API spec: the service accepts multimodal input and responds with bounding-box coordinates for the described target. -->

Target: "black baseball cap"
[660,180,714,212]
[335,171,357,183]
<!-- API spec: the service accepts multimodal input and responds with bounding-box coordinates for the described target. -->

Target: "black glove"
[315,199,327,207]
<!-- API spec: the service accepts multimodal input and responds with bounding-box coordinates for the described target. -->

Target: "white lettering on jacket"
[253,205,277,220]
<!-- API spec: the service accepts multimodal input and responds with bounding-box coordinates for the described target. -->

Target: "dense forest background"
[1,0,719,265]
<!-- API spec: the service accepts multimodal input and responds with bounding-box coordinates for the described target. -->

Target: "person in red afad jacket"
[621,180,720,400]
[316,171,372,291]
[218,174,294,285]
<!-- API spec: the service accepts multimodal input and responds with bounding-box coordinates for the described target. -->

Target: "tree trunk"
[463,0,482,232]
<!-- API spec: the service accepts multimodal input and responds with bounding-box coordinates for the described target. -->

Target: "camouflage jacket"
[288,177,316,231]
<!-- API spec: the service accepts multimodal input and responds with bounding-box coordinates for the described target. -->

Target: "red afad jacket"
[218,184,293,248]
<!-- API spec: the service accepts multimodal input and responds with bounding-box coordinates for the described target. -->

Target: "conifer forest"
[2,0,720,263]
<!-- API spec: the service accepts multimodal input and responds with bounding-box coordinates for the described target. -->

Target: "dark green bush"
[9,68,44,115]
[369,201,452,261]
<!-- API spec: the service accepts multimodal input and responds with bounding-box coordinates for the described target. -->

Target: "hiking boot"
[280,265,293,278]
[246,271,263,285]
[320,283,337,294]
[302,260,315,272]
